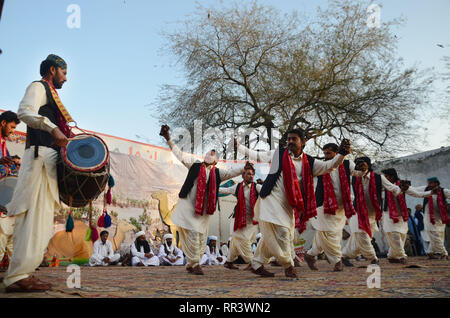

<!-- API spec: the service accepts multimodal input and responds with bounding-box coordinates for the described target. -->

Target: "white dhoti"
[427,230,448,256]
[178,227,207,268]
[227,217,258,264]
[132,255,159,266]
[308,206,347,265]
[342,214,378,261]
[342,232,377,261]
[252,220,294,269]
[89,253,121,266]
[3,147,59,287]
[385,232,407,259]
[307,230,343,265]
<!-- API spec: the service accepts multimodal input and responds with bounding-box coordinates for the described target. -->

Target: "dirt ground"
[0,256,449,298]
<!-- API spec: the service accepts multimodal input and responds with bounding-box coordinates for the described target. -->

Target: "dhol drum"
[0,175,18,214]
[57,134,110,207]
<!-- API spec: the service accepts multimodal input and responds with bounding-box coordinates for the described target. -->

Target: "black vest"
[423,187,447,211]
[178,162,222,206]
[25,81,60,156]
[260,148,315,198]
[351,172,383,211]
[315,160,351,207]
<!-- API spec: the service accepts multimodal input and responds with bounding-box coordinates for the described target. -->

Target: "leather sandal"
[251,265,275,277]
[284,266,298,278]
[304,253,319,271]
[224,262,239,270]
[5,277,50,293]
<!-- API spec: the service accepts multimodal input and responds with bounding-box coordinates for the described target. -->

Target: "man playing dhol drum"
[3,54,72,292]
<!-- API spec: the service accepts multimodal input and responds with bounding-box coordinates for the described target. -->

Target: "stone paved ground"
[0,256,449,298]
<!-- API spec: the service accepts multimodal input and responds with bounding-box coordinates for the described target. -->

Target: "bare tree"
[157,0,433,159]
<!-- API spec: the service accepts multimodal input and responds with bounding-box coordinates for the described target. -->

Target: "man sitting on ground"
[89,231,121,266]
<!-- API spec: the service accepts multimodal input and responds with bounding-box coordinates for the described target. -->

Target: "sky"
[0,0,449,155]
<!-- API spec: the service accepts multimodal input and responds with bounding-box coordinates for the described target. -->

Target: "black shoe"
[342,258,354,267]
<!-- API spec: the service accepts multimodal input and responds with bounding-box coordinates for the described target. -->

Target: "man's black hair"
[323,143,339,153]
[0,111,20,124]
[381,168,399,182]
[100,230,109,237]
[40,59,58,77]
[287,128,306,140]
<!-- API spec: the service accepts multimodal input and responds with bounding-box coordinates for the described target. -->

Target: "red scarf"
[194,164,217,216]
[428,189,449,225]
[368,172,383,221]
[41,78,73,138]
[322,173,338,215]
[338,164,356,219]
[386,181,409,223]
[282,150,316,233]
[354,176,372,238]
[234,182,258,231]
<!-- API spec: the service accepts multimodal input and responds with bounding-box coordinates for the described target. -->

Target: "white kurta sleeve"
[219,183,238,195]
[219,164,245,181]
[237,144,275,163]
[405,186,432,198]
[131,243,145,258]
[167,139,199,169]
[256,184,263,192]
[312,154,345,177]
[17,82,58,133]
[381,175,401,196]
[158,245,167,258]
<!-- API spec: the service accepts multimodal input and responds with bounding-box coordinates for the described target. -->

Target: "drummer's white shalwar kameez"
[168,140,244,269]
[89,239,121,266]
[382,187,432,260]
[414,186,449,256]
[307,161,362,265]
[342,173,401,261]
[3,82,60,287]
[251,150,346,270]
[220,183,262,264]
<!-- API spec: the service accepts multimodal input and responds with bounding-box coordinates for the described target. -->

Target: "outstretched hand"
[399,180,411,192]
[338,139,351,156]
[160,125,170,141]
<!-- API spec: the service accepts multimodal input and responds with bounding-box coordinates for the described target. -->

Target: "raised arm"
[381,175,402,196]
[236,143,275,163]
[405,186,432,198]
[312,154,345,177]
[219,163,246,181]
[167,139,199,169]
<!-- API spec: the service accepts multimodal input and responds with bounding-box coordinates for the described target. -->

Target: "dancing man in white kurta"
[158,233,184,266]
[381,169,433,264]
[305,143,363,272]
[250,129,352,278]
[414,177,449,259]
[89,231,121,266]
[219,163,262,270]
[342,157,406,266]
[4,55,72,292]
[160,125,245,275]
